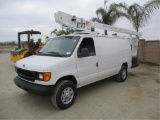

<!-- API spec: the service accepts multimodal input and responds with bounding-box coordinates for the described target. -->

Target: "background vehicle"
[14,11,142,109]
[10,30,45,62]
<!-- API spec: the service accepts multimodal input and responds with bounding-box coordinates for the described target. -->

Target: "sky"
[0,0,159,42]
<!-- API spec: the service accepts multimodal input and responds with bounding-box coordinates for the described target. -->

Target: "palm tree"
[92,1,128,35]
[51,28,74,36]
[65,28,74,35]
[118,0,160,32]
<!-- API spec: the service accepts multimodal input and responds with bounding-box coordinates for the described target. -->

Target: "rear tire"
[51,80,76,109]
[116,66,128,82]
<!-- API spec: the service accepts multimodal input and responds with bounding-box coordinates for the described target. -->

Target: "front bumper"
[14,76,54,96]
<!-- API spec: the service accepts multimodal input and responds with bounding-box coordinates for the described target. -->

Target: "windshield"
[38,36,80,57]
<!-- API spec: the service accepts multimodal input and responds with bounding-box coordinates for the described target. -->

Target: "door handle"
[96,62,98,67]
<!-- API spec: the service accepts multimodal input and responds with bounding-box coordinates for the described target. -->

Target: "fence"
[138,40,160,65]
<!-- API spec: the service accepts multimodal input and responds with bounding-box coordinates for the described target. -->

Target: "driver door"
[76,38,98,87]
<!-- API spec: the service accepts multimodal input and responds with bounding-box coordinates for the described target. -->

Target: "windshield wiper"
[47,52,66,57]
[47,51,59,54]
[37,51,66,57]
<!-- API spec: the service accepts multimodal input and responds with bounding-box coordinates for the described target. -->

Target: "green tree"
[92,1,128,35]
[118,0,160,32]
[51,28,74,36]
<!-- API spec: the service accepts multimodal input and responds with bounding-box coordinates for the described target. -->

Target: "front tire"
[116,66,128,82]
[51,80,76,109]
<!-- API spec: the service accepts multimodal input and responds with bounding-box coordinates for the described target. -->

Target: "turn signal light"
[43,72,51,82]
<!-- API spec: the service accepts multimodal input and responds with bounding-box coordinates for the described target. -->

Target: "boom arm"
[54,11,142,36]
[90,22,142,36]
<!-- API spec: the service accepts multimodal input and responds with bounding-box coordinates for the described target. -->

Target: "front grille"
[16,68,38,82]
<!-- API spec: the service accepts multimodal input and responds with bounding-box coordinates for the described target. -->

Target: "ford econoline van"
[14,35,138,109]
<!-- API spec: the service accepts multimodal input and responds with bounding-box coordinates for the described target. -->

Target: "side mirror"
[78,48,89,58]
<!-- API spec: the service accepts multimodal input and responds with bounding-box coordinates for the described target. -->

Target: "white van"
[14,34,138,109]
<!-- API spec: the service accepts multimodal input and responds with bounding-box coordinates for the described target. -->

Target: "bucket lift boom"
[54,11,142,36]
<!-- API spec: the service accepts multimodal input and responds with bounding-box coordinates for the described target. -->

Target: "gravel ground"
[0,53,159,120]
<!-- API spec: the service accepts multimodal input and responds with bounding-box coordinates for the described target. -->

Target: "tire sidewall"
[54,81,76,109]
[120,66,127,82]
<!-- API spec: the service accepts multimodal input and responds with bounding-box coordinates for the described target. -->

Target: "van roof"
[61,34,131,39]
[62,34,96,37]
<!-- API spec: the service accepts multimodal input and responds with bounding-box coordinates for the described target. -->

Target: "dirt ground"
[0,46,17,50]
[0,53,159,120]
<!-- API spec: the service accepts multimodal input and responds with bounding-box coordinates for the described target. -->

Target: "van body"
[14,35,137,109]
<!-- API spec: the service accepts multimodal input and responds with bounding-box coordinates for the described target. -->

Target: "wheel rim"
[122,69,127,79]
[61,87,74,104]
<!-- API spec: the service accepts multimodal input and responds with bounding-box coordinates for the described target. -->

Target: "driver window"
[78,38,96,56]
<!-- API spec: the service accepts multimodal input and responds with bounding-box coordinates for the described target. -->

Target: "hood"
[15,55,74,72]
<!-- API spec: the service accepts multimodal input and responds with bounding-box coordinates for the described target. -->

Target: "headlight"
[39,73,43,80]
[38,72,51,82]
